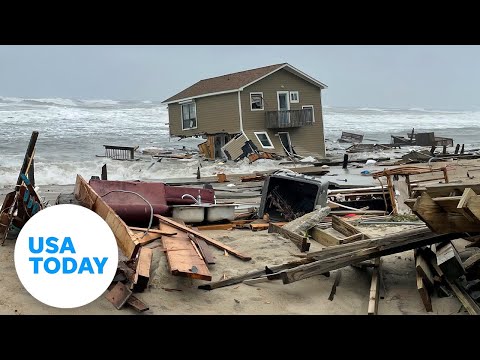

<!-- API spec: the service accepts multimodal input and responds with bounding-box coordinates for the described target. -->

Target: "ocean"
[1,96,479,187]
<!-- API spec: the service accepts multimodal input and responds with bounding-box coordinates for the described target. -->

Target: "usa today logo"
[14,204,118,308]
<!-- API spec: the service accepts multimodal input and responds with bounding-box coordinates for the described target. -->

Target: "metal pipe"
[101,190,153,238]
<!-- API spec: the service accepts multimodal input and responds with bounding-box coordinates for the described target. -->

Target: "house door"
[278,132,294,156]
[277,91,290,126]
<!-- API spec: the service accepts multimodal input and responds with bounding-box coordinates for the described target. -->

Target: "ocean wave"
[358,107,386,112]
[79,99,119,107]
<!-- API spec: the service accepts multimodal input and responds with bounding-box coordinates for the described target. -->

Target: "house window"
[290,91,299,103]
[250,92,264,111]
[254,131,274,149]
[302,105,315,123]
[181,102,197,130]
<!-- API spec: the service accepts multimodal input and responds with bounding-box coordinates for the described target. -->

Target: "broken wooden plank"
[105,282,132,310]
[415,249,434,288]
[250,222,287,231]
[368,258,381,315]
[435,242,466,280]
[129,226,177,236]
[131,231,161,246]
[328,270,342,301]
[196,223,235,231]
[198,258,317,290]
[329,210,386,215]
[332,215,368,239]
[464,253,480,271]
[155,214,251,261]
[133,247,153,292]
[277,232,463,285]
[409,192,480,233]
[126,294,149,312]
[191,237,215,265]
[268,222,310,252]
[161,223,211,281]
[445,278,480,315]
[74,174,140,259]
[456,188,480,223]
[416,273,433,312]
[310,226,341,246]
[308,226,430,260]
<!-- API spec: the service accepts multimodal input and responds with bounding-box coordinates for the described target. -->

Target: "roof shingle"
[163,63,287,103]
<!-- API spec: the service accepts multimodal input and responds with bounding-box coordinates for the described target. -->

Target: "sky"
[0,45,479,110]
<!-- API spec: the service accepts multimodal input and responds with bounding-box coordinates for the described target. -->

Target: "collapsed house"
[162,63,328,161]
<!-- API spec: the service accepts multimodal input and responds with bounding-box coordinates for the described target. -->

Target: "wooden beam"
[386,175,397,214]
[457,188,480,223]
[368,258,381,315]
[424,183,480,198]
[161,223,211,280]
[328,271,342,301]
[435,242,466,280]
[129,226,177,236]
[277,232,462,285]
[415,249,434,288]
[411,192,480,233]
[155,214,251,261]
[445,278,480,315]
[133,247,153,292]
[464,192,480,223]
[332,215,368,239]
[198,258,317,290]
[74,175,140,259]
[196,223,234,230]
[131,231,161,246]
[464,253,480,271]
[310,227,341,246]
[189,234,215,265]
[268,223,310,252]
[416,273,433,312]
[307,226,431,260]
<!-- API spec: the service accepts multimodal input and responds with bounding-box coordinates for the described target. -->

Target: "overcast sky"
[0,45,479,110]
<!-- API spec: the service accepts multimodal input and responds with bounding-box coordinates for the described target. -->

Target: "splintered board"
[74,174,140,259]
[160,222,211,281]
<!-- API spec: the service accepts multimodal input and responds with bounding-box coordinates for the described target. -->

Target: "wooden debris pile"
[0,131,45,244]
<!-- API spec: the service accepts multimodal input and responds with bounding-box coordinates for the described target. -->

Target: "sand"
[1,158,479,315]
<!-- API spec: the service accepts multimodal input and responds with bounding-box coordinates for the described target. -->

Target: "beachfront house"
[162,63,327,160]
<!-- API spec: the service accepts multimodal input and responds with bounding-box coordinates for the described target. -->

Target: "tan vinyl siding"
[222,133,249,160]
[241,69,325,158]
[168,92,240,137]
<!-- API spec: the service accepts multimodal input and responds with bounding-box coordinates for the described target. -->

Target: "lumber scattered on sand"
[155,214,251,261]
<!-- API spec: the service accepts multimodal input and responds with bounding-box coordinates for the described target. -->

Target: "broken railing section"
[370,165,450,215]
[1,131,44,244]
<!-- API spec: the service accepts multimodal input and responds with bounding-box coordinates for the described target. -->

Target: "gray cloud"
[0,45,479,110]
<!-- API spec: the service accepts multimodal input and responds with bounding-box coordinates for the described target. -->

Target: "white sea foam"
[2,98,480,187]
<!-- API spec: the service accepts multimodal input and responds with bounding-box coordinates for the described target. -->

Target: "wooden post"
[386,175,397,214]
[461,144,465,154]
[16,131,39,188]
[130,148,135,160]
[442,145,447,155]
[410,128,415,140]
[342,154,348,169]
[455,144,460,154]
[196,166,201,179]
[442,167,449,184]
[430,145,436,155]
[405,174,412,197]
[101,164,108,180]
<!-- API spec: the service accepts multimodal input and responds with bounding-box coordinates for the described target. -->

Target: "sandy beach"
[1,158,479,315]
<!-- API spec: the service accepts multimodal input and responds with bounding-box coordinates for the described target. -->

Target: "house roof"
[162,63,327,104]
